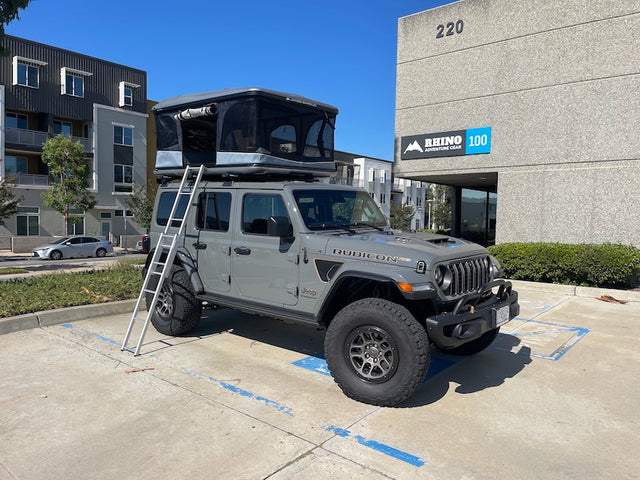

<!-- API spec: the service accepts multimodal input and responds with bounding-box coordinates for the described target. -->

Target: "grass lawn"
[0,259,143,317]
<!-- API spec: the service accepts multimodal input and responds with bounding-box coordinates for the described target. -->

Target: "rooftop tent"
[152,88,338,178]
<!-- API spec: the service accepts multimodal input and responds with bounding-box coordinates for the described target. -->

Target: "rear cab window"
[197,192,232,231]
[156,191,189,227]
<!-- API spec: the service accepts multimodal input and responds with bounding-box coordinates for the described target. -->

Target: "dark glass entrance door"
[460,189,496,246]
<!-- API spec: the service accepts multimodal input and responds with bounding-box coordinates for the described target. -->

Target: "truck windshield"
[293,190,387,231]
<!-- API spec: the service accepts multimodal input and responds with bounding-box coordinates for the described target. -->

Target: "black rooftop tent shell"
[152,87,339,179]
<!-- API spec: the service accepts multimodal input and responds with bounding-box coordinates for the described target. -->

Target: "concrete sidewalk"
[0,283,639,479]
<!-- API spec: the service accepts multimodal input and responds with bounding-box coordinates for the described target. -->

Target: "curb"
[0,299,138,336]
[509,280,640,303]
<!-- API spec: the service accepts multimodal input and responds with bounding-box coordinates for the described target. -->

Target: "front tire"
[49,250,62,260]
[146,264,202,335]
[324,298,430,407]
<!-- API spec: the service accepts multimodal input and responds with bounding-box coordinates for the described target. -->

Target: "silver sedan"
[32,236,114,260]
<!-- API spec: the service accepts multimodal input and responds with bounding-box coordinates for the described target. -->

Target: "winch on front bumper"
[425,280,519,349]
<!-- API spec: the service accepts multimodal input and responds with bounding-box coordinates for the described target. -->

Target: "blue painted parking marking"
[495,318,589,361]
[292,355,331,376]
[181,369,294,416]
[293,351,458,381]
[324,425,426,467]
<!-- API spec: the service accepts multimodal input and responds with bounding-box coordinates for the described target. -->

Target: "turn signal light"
[397,282,413,293]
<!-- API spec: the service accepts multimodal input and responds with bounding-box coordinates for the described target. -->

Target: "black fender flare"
[143,247,205,294]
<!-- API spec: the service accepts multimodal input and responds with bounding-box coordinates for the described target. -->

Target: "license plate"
[494,305,511,327]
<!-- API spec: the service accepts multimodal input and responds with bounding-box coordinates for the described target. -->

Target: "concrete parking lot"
[1,283,639,480]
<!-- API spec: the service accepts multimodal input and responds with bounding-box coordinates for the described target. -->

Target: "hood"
[325,231,488,269]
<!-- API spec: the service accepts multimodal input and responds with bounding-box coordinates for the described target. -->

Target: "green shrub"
[488,243,640,289]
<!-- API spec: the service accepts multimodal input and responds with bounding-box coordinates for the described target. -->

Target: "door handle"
[193,242,207,250]
[234,247,251,255]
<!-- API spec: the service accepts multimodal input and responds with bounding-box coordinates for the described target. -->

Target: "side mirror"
[267,216,292,237]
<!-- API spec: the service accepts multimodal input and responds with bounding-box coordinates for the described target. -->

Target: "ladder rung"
[133,316,146,323]
[150,270,163,276]
[121,346,136,354]
[142,288,156,294]
[151,261,166,267]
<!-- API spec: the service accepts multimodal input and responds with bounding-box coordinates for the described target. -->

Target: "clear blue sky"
[6,0,455,160]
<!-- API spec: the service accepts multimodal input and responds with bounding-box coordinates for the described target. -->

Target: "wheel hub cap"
[346,325,398,383]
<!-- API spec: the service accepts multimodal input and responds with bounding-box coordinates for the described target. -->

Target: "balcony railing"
[13,173,49,186]
[5,128,93,152]
[5,127,48,148]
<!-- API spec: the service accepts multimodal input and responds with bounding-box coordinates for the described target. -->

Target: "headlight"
[489,255,503,279]
[434,265,452,289]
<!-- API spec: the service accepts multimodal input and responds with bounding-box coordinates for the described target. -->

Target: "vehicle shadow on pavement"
[400,335,532,408]
[183,309,532,409]
[187,307,326,357]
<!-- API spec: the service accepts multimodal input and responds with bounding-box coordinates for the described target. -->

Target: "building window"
[16,207,39,236]
[6,113,28,130]
[53,120,72,137]
[114,209,133,217]
[380,193,386,204]
[67,209,85,235]
[114,164,133,192]
[5,156,28,175]
[13,56,46,88]
[60,67,91,98]
[114,125,133,146]
[100,212,112,219]
[119,81,139,107]
[65,73,84,97]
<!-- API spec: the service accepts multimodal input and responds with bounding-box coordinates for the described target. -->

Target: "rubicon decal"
[401,127,491,159]
[332,248,404,263]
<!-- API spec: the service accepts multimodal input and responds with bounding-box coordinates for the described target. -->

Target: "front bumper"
[425,280,519,349]
[32,250,48,258]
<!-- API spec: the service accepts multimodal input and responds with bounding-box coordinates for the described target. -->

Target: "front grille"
[441,256,491,297]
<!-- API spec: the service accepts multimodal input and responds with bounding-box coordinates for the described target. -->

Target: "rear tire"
[146,264,202,335]
[324,298,430,407]
[443,328,500,355]
[96,248,107,257]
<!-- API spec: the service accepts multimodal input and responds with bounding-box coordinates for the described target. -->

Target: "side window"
[156,192,189,227]
[242,194,288,235]
[197,192,232,231]
[269,124,296,155]
[68,237,83,245]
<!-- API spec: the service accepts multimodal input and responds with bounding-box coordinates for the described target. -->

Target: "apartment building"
[333,151,426,230]
[0,36,148,251]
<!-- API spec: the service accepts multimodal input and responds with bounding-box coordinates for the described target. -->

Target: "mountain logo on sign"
[403,140,423,154]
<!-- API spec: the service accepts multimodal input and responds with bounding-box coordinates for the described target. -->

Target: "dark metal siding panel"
[0,36,147,121]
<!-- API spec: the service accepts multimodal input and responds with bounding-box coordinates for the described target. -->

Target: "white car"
[32,236,114,260]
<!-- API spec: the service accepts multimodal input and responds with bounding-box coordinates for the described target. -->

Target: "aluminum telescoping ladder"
[121,165,205,355]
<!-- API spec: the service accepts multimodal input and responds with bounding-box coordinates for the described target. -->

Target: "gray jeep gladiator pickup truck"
[143,88,519,406]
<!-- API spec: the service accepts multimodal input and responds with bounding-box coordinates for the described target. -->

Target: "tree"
[0,0,31,56]
[41,135,96,234]
[390,202,415,231]
[125,183,156,233]
[431,184,452,230]
[0,177,21,226]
